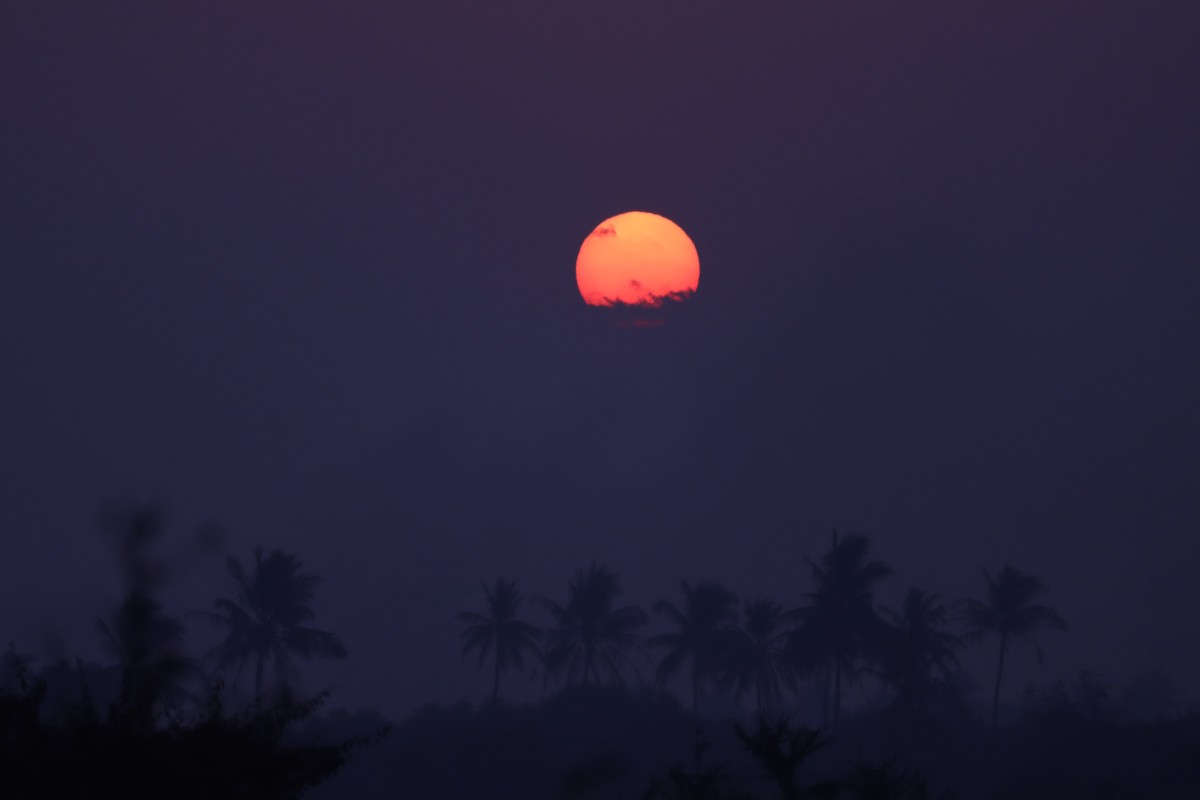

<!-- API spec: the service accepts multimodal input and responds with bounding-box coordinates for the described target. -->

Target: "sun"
[575,211,700,307]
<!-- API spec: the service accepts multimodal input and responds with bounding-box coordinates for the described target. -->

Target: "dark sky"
[3,3,1198,718]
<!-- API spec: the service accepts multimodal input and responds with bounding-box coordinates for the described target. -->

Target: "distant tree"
[97,591,194,724]
[788,531,892,728]
[649,580,739,714]
[640,760,752,800]
[1119,669,1183,721]
[1,644,36,691]
[200,547,347,709]
[878,588,963,721]
[734,716,835,800]
[722,597,796,717]
[456,577,541,703]
[536,563,646,685]
[92,500,199,726]
[960,564,1068,727]
[846,762,935,800]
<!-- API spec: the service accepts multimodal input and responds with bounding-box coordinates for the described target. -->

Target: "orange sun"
[575,211,700,307]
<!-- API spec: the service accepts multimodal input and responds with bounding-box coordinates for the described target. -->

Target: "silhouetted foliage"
[371,685,694,799]
[733,715,837,800]
[536,563,647,685]
[788,532,893,728]
[13,500,1196,798]
[878,589,963,723]
[639,758,752,800]
[650,580,740,714]
[990,679,1200,799]
[91,502,199,729]
[1118,669,1186,722]
[98,502,170,593]
[456,576,541,703]
[1,645,36,692]
[28,658,123,726]
[558,750,628,799]
[200,547,348,708]
[0,506,377,799]
[1018,669,1113,725]
[97,591,196,727]
[959,565,1068,727]
[0,671,378,800]
[845,761,937,800]
[722,597,796,717]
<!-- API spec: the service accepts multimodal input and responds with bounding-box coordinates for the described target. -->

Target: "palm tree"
[649,580,739,714]
[788,531,892,728]
[97,591,194,723]
[200,547,347,708]
[723,597,797,717]
[734,717,832,800]
[960,564,1068,727]
[456,577,541,703]
[536,562,646,686]
[878,588,962,719]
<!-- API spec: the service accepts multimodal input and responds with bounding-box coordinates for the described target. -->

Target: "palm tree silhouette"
[788,531,892,728]
[650,580,739,714]
[960,564,1068,727]
[734,716,833,800]
[93,502,196,724]
[878,588,962,719]
[456,577,541,703]
[200,547,347,709]
[536,562,646,686]
[723,597,796,717]
[97,591,194,724]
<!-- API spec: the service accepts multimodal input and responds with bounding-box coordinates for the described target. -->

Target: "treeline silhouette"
[456,532,1066,732]
[428,530,1197,799]
[4,511,1198,799]
[0,504,379,800]
[340,660,1197,799]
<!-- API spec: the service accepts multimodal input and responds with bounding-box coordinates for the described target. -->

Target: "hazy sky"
[3,3,1198,718]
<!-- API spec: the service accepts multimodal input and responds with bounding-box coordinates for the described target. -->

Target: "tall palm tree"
[723,597,797,717]
[536,562,646,686]
[456,577,541,703]
[879,588,962,719]
[649,580,739,714]
[97,591,194,723]
[788,531,892,728]
[200,547,347,708]
[960,564,1068,727]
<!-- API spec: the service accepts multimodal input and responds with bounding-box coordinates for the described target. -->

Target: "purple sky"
[2,3,1198,718]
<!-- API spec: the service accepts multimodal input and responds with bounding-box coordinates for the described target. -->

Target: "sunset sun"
[575,211,700,307]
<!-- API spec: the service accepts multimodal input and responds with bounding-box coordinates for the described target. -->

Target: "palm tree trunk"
[991,632,1008,728]
[692,666,700,716]
[821,669,830,727]
[756,679,764,719]
[833,660,842,730]
[492,655,502,703]
[254,651,264,711]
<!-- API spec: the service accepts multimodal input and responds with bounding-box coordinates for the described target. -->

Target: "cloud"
[589,288,696,310]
